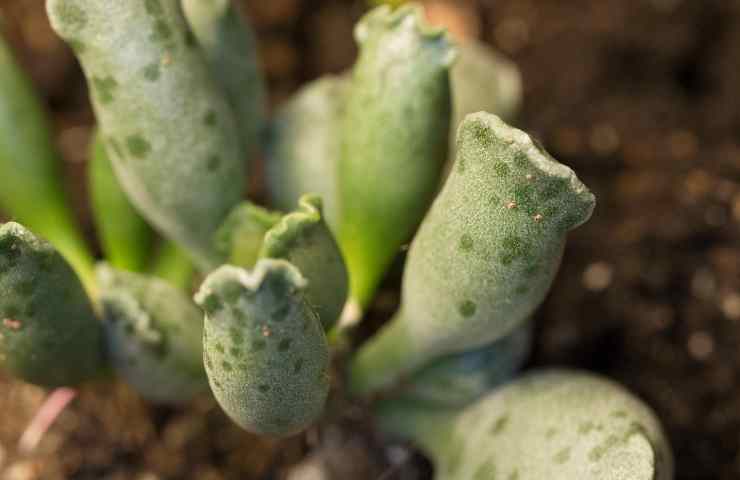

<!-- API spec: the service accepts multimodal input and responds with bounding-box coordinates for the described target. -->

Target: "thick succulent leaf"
[377,369,674,480]
[338,4,455,307]
[97,264,206,403]
[0,35,95,294]
[266,75,347,231]
[214,201,282,269]
[350,113,595,395]
[182,0,265,158]
[89,131,152,273]
[451,40,522,131]
[260,195,348,331]
[47,0,245,270]
[195,260,330,436]
[0,222,104,387]
[402,321,532,408]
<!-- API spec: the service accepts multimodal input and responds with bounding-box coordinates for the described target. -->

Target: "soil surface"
[1,0,739,479]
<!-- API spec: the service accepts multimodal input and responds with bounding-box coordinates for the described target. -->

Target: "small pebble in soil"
[582,262,613,292]
[721,293,740,321]
[687,331,714,361]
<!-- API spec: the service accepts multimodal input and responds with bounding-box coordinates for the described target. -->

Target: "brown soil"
[1,0,739,478]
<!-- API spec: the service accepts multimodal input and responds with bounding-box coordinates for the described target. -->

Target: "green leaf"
[195,260,330,436]
[260,195,348,331]
[376,369,674,480]
[182,0,265,159]
[338,4,455,308]
[266,75,347,231]
[214,202,281,269]
[350,113,595,395]
[0,34,95,296]
[47,0,245,270]
[97,264,206,403]
[89,130,152,273]
[0,222,104,387]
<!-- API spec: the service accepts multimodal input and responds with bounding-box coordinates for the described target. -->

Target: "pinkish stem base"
[18,387,77,454]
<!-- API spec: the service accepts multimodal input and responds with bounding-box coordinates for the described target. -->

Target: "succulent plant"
[376,369,674,480]
[0,2,675,477]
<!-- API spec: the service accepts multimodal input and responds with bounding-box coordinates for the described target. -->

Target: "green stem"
[349,310,422,396]
[374,397,455,457]
[149,241,194,291]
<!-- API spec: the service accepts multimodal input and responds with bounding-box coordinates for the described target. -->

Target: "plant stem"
[348,310,421,396]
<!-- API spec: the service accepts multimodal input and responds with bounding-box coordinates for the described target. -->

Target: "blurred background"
[0,0,739,478]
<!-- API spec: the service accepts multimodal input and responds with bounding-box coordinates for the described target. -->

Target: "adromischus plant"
[0,2,675,478]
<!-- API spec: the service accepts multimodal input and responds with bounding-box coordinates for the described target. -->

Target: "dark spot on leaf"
[278,338,292,351]
[459,234,474,252]
[293,358,303,374]
[144,0,164,17]
[207,155,220,172]
[203,110,217,127]
[221,360,233,372]
[229,327,243,345]
[553,447,571,464]
[494,161,510,177]
[258,384,270,393]
[126,135,151,159]
[458,300,477,318]
[92,76,118,105]
[142,62,160,81]
[490,414,509,435]
[150,20,173,43]
[201,293,223,314]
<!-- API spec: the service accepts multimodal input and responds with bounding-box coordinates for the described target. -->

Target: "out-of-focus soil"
[0,0,739,479]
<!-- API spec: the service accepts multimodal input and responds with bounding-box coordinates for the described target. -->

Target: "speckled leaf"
[214,202,282,269]
[338,4,456,307]
[182,0,265,158]
[376,369,674,480]
[266,75,347,231]
[97,264,207,403]
[89,131,152,273]
[260,195,348,331]
[350,113,595,395]
[0,35,95,295]
[47,0,245,270]
[0,222,104,387]
[195,260,330,436]
[402,321,532,408]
